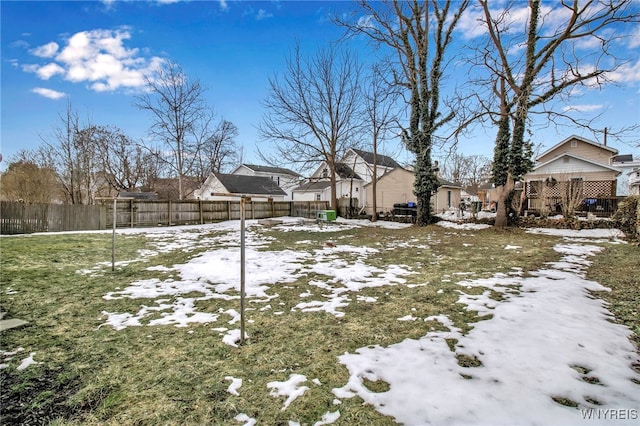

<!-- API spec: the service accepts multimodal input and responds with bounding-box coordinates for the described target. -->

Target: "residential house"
[193,173,287,201]
[363,167,462,216]
[433,178,463,213]
[522,135,621,214]
[231,164,301,200]
[293,149,401,209]
[611,154,640,196]
[628,168,640,196]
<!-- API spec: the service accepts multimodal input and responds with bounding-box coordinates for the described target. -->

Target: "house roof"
[612,154,635,163]
[238,164,302,177]
[350,148,401,168]
[437,178,462,188]
[537,135,618,160]
[147,177,201,199]
[529,152,622,175]
[215,173,287,196]
[293,180,333,192]
[118,191,158,200]
[335,163,362,180]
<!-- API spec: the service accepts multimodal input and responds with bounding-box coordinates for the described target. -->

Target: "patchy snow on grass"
[225,376,242,396]
[16,352,40,371]
[435,220,492,230]
[267,374,310,411]
[526,227,625,242]
[333,242,640,426]
[234,413,256,426]
[89,219,637,423]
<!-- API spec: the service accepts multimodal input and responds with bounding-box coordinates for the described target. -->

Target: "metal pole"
[240,197,246,345]
[112,197,116,271]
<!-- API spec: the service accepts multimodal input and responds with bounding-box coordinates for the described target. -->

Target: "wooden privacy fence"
[1,200,329,234]
[0,202,107,235]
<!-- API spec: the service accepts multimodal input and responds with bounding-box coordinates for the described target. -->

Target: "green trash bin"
[317,210,337,221]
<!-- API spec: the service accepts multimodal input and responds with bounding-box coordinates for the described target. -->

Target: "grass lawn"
[0,221,637,425]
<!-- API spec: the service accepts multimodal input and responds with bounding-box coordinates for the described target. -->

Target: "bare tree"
[259,44,363,210]
[135,62,235,199]
[440,150,492,193]
[91,126,146,193]
[39,102,100,204]
[362,65,401,221]
[192,119,239,180]
[476,0,639,227]
[336,0,470,225]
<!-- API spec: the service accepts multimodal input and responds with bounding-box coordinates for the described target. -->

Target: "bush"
[612,195,640,241]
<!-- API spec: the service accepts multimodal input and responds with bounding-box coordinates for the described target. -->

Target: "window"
[571,140,578,148]
[316,194,321,201]
[563,157,570,163]
[322,168,328,178]
[447,190,452,208]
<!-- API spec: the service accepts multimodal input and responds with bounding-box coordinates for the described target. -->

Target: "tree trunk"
[494,172,515,228]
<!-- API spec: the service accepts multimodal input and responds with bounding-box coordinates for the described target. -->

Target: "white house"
[293,149,401,207]
[628,168,640,196]
[231,164,301,200]
[193,173,287,201]
[611,154,640,196]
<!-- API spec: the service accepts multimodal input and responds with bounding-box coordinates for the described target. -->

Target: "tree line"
[2,1,638,229]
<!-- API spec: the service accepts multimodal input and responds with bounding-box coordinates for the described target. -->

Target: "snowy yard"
[1,217,638,425]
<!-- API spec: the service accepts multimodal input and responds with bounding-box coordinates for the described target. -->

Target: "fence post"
[199,199,204,224]
[227,201,231,220]
[168,200,172,226]
[130,200,134,228]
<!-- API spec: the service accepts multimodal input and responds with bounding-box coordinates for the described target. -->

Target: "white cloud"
[219,0,228,10]
[23,28,165,93]
[356,15,375,30]
[30,41,59,58]
[35,62,65,80]
[607,60,640,83]
[256,9,273,20]
[629,25,640,49]
[561,104,604,113]
[31,87,66,99]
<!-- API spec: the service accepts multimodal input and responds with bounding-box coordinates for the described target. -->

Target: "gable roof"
[293,180,332,192]
[215,173,286,196]
[239,164,301,177]
[350,148,401,168]
[530,153,622,174]
[537,135,618,160]
[335,163,362,180]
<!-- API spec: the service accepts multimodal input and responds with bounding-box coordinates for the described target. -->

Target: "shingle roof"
[118,191,158,200]
[215,173,287,196]
[335,163,362,179]
[293,180,332,191]
[351,149,401,168]
[242,164,301,177]
[437,178,462,188]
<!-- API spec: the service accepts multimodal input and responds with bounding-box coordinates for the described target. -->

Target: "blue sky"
[1,0,639,173]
